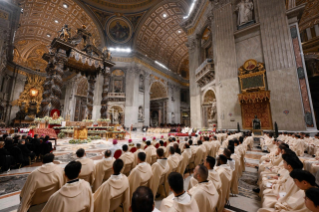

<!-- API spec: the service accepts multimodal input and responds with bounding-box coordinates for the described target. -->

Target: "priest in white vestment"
[93,150,115,192]
[128,152,153,199]
[261,153,304,209]
[76,148,95,185]
[160,172,199,212]
[258,169,317,212]
[215,155,233,212]
[94,159,130,212]
[18,153,64,212]
[109,139,121,157]
[145,141,157,164]
[131,186,160,212]
[149,148,170,198]
[133,143,146,167]
[120,144,135,175]
[42,161,94,212]
[188,164,219,212]
[304,187,319,212]
[189,156,222,199]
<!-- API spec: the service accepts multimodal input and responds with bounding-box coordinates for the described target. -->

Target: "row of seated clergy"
[18,134,246,212]
[256,144,314,212]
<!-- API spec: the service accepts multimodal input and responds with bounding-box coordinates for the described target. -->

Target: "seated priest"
[305,187,319,212]
[149,148,170,198]
[193,140,206,166]
[261,153,304,209]
[76,148,95,185]
[258,169,319,212]
[18,139,35,166]
[93,150,115,192]
[145,140,157,164]
[128,152,153,199]
[160,172,199,212]
[18,153,64,212]
[131,186,160,212]
[165,137,177,157]
[133,143,145,167]
[109,139,121,157]
[165,147,181,196]
[94,159,130,212]
[189,156,221,196]
[215,155,233,212]
[158,140,167,155]
[42,161,94,212]
[188,164,219,212]
[120,144,135,175]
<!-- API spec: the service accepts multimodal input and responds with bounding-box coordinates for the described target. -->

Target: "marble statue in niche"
[113,110,119,123]
[236,0,254,27]
[138,106,144,122]
[210,100,217,121]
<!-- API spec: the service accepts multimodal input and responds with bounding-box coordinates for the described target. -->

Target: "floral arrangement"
[88,135,101,140]
[69,138,92,144]
[88,130,107,134]
[97,118,111,123]
[61,129,74,133]
[34,116,64,124]
[82,119,94,123]
[58,132,65,139]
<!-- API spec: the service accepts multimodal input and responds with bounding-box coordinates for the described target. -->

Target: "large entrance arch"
[149,81,168,127]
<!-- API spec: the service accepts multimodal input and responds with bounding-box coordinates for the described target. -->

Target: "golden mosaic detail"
[0,9,9,20]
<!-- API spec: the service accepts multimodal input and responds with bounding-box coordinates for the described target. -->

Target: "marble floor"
[0,133,266,212]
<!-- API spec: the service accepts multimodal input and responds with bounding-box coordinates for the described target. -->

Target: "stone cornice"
[181,0,207,30]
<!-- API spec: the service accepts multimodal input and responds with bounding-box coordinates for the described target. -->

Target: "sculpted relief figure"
[236,0,254,26]
[210,101,217,121]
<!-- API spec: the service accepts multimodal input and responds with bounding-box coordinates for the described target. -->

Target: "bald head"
[131,186,154,212]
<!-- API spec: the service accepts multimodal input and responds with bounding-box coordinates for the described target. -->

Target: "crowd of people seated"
[0,133,53,172]
[254,132,319,212]
[17,131,249,212]
[12,130,319,212]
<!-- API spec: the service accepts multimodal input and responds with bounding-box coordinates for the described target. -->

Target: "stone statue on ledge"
[252,115,261,129]
[236,0,254,28]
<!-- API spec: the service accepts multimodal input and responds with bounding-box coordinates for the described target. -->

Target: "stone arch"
[149,80,167,100]
[203,89,216,104]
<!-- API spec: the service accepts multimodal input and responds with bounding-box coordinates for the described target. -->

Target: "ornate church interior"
[1,0,319,212]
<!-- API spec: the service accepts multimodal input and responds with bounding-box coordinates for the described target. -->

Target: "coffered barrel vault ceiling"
[13,0,191,76]
[134,1,189,74]
[14,0,103,72]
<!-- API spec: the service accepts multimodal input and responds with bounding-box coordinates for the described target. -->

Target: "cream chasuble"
[145,145,157,164]
[160,193,199,212]
[18,163,64,212]
[128,162,153,199]
[76,157,95,185]
[188,181,219,212]
[215,164,233,212]
[42,179,94,212]
[92,157,115,192]
[149,159,170,197]
[93,174,130,212]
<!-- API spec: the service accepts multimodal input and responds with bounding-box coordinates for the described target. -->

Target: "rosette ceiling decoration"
[14,0,191,77]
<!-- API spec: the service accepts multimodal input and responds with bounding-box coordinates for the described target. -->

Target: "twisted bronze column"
[87,75,96,119]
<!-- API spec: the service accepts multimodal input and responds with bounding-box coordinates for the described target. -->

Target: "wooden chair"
[114,149,122,159]
[28,183,60,212]
[164,142,167,147]
[158,173,167,197]
[109,193,125,212]
[102,168,113,184]
[130,147,137,153]
[144,145,148,150]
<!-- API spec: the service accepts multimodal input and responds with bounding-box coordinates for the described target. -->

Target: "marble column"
[258,0,305,130]
[100,72,110,119]
[213,3,241,130]
[188,34,203,128]
[87,75,96,120]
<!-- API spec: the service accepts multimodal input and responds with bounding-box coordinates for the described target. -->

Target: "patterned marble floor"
[0,133,265,212]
